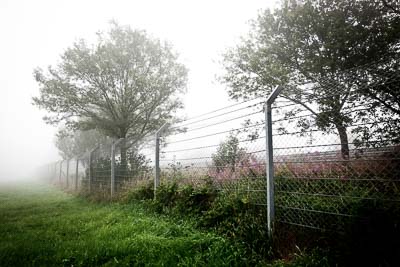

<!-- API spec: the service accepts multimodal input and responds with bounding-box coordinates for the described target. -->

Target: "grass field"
[0,182,248,266]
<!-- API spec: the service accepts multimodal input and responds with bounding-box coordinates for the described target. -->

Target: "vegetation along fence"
[38,56,400,238]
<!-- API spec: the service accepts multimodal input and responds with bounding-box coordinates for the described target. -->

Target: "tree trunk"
[335,121,350,160]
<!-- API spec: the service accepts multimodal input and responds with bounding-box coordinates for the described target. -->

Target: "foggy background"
[0,0,276,180]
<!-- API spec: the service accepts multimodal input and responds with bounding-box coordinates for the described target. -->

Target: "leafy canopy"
[55,129,110,159]
[33,22,188,143]
[221,0,400,157]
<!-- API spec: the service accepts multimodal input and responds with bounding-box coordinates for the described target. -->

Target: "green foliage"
[33,21,188,141]
[151,180,217,215]
[55,128,110,159]
[199,193,271,260]
[125,150,151,175]
[0,183,248,266]
[123,178,271,263]
[175,182,218,214]
[114,149,152,185]
[221,0,400,157]
[212,134,248,172]
[123,181,154,202]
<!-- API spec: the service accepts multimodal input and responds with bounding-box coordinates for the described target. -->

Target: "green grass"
[0,182,248,266]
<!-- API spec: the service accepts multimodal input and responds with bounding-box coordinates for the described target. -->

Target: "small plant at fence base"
[122,178,273,263]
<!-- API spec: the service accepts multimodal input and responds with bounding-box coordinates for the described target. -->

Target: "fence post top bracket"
[156,122,169,137]
[266,85,284,105]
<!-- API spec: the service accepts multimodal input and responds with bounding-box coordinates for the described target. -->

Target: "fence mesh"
[38,56,400,236]
[91,142,112,195]
[114,138,155,192]
[271,56,400,232]
[160,97,269,204]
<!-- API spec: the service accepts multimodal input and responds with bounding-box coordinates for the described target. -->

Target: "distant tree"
[221,0,400,159]
[33,22,188,163]
[212,134,247,173]
[55,128,110,159]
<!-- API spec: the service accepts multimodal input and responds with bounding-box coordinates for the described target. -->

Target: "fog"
[0,0,276,181]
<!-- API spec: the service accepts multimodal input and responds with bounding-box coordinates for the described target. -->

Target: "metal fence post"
[75,158,79,191]
[155,123,169,199]
[66,159,70,189]
[88,146,99,193]
[111,138,123,198]
[265,86,283,237]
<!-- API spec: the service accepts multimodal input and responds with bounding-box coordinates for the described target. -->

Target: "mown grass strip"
[0,182,247,266]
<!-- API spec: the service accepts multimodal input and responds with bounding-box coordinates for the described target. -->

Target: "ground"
[0,182,247,266]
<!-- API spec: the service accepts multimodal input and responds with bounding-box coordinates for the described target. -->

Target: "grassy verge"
[0,182,248,266]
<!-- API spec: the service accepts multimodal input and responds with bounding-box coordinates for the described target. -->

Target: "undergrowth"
[0,183,251,266]
[121,176,400,266]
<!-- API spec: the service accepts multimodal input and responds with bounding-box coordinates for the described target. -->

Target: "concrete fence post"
[155,123,169,199]
[265,85,283,237]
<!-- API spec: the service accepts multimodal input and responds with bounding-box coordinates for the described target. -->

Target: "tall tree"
[221,0,400,159]
[33,22,188,163]
[55,128,110,160]
[212,134,247,173]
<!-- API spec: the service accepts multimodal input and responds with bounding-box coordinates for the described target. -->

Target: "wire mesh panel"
[160,97,269,205]
[37,55,399,241]
[114,138,155,193]
[271,58,400,232]
[91,143,112,195]
[43,156,89,192]
[77,157,89,191]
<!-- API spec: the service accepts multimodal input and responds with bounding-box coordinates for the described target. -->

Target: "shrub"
[122,181,154,202]
[174,183,217,214]
[200,192,271,259]
[151,178,217,215]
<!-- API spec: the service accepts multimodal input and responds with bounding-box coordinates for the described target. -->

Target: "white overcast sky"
[0,0,276,179]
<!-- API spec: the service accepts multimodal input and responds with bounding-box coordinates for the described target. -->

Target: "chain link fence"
[159,97,268,205]
[271,57,400,233]
[42,137,155,198]
[38,56,400,238]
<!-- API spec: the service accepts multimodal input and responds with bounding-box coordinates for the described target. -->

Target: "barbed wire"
[160,149,266,162]
[164,122,266,145]
[169,109,264,135]
[274,139,399,150]
[172,96,266,126]
[271,67,400,111]
[171,101,265,130]
[273,119,400,136]
[40,54,400,237]
[162,135,266,153]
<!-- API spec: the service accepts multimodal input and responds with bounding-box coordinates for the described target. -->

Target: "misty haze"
[1,0,400,266]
